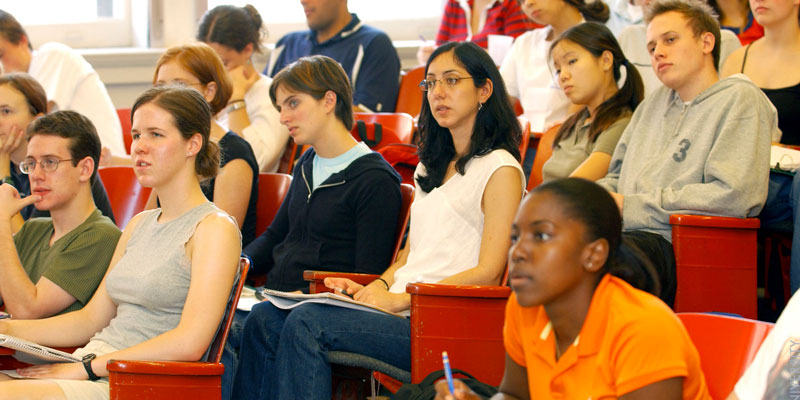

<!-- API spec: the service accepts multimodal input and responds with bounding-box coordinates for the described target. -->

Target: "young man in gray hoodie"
[597,0,780,306]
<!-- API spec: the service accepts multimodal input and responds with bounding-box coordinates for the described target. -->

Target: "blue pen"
[442,351,455,395]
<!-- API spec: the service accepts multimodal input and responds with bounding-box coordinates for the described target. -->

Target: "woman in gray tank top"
[0,86,242,400]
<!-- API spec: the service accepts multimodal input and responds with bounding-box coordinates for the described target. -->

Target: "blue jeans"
[763,172,800,296]
[231,301,411,400]
[221,309,249,400]
[791,173,800,293]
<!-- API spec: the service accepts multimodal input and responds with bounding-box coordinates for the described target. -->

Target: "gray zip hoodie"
[597,74,780,241]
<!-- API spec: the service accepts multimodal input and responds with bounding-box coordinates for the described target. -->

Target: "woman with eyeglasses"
[150,43,259,246]
[231,41,525,400]
[0,85,242,400]
[0,72,115,233]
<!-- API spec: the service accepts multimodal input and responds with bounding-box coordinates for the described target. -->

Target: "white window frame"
[206,1,446,44]
[18,0,134,49]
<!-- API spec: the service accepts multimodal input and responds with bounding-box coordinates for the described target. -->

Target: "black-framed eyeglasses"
[419,76,474,91]
[19,157,75,174]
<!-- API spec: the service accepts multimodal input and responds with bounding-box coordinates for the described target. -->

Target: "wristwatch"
[226,99,246,113]
[1,176,13,187]
[81,353,101,381]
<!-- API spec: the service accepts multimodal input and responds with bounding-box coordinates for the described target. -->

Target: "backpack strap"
[356,120,382,148]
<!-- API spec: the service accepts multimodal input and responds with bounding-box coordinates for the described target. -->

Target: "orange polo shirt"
[504,274,711,399]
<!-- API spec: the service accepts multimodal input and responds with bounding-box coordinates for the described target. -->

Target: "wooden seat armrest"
[303,270,380,284]
[406,283,512,298]
[107,360,223,376]
[669,214,760,229]
[303,270,381,293]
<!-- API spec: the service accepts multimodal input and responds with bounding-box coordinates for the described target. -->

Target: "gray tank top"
[90,202,222,351]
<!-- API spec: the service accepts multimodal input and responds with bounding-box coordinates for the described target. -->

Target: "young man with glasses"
[0,110,120,319]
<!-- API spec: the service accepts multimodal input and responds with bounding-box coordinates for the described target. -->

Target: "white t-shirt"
[28,42,125,155]
[391,149,524,296]
[500,26,572,133]
[217,74,289,173]
[606,0,642,36]
[734,291,800,399]
[618,25,742,98]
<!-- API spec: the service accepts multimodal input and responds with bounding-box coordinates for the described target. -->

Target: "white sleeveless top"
[390,149,524,293]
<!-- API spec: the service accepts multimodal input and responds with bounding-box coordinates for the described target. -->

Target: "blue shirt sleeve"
[352,33,401,112]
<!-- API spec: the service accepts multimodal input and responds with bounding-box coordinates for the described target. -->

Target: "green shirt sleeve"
[592,116,632,155]
[42,213,121,311]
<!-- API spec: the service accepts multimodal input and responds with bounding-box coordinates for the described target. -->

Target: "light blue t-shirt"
[312,142,372,190]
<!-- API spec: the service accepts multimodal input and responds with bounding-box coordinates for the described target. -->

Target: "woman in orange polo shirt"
[436,178,711,400]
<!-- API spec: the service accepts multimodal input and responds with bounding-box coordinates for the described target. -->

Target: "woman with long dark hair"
[231,41,526,400]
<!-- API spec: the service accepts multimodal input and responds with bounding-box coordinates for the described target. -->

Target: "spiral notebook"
[0,334,80,364]
[258,289,406,318]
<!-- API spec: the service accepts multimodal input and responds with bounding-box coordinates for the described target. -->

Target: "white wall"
[83,43,421,110]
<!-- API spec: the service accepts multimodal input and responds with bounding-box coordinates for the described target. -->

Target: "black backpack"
[392,369,498,400]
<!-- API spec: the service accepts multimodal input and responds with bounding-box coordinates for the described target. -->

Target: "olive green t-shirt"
[542,115,631,182]
[13,209,121,315]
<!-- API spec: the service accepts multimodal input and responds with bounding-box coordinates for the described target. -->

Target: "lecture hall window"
[3,0,132,48]
[206,0,445,41]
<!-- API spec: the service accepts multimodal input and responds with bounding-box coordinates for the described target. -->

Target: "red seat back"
[98,167,152,229]
[678,312,772,399]
[408,284,512,385]
[527,123,560,191]
[378,144,419,187]
[391,184,415,262]
[116,108,132,155]
[396,66,425,118]
[255,173,292,237]
[517,116,531,162]
[351,112,415,150]
[670,215,760,319]
[207,257,250,363]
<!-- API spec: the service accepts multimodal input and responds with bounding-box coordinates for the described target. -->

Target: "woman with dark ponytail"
[435,178,711,400]
[197,4,289,173]
[501,0,610,173]
[542,22,644,182]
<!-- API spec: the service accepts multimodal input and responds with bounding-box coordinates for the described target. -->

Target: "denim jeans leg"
[221,309,249,400]
[230,302,291,400]
[273,303,411,400]
[790,173,800,295]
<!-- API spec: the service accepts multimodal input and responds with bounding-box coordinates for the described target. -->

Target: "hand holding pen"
[434,352,484,400]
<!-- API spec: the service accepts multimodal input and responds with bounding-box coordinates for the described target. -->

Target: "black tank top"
[742,43,800,145]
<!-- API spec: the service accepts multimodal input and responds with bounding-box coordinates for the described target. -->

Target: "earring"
[478,102,483,110]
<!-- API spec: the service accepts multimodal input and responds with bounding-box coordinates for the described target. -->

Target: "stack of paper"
[770,145,800,172]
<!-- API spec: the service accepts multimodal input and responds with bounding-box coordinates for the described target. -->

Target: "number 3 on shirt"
[673,139,691,162]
